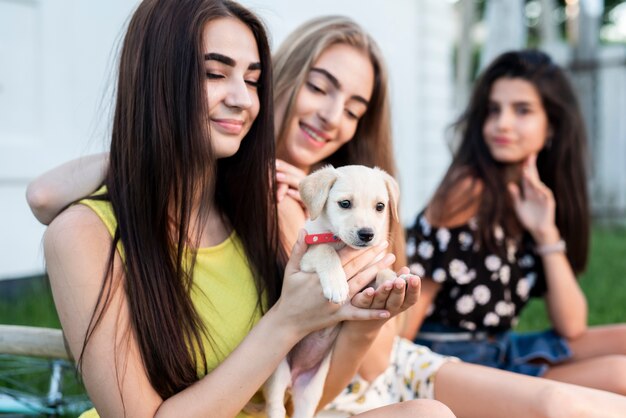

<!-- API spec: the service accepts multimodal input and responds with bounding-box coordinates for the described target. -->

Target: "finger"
[371,280,394,309]
[276,173,302,190]
[284,229,307,276]
[399,275,421,310]
[276,183,288,202]
[385,278,409,311]
[523,153,541,182]
[347,253,396,297]
[286,188,303,202]
[351,287,375,309]
[337,304,389,322]
[508,182,521,204]
[340,240,389,275]
[522,170,544,199]
[278,160,307,178]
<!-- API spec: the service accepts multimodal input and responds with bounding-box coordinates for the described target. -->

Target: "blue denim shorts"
[414,323,572,377]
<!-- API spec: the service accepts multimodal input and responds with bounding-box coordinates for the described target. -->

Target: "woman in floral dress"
[403,50,626,395]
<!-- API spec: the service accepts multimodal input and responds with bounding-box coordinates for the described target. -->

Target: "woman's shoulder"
[44,204,114,269]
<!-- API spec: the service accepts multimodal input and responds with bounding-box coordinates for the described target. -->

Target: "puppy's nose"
[357,228,374,243]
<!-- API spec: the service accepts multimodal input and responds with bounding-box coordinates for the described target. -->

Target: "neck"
[502,163,523,185]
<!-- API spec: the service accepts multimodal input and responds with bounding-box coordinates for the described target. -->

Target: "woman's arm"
[534,228,587,339]
[319,270,421,409]
[509,154,587,339]
[45,211,389,418]
[400,278,441,340]
[277,195,307,251]
[26,153,108,225]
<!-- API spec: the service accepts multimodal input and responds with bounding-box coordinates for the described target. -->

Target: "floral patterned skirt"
[320,337,457,417]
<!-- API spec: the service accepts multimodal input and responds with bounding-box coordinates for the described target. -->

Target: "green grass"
[516,226,626,331]
[0,275,61,328]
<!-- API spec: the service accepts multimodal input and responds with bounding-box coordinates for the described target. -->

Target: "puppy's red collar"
[305,233,341,245]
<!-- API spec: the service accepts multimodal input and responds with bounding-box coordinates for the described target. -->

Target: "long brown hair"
[431,50,589,273]
[79,0,284,400]
[272,16,406,266]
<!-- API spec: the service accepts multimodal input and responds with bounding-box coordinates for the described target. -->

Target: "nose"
[224,78,253,110]
[495,107,514,131]
[357,228,374,243]
[318,96,343,129]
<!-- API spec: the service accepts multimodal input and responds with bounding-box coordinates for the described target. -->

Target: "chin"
[215,144,243,159]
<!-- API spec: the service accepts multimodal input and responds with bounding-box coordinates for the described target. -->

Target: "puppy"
[263,165,401,418]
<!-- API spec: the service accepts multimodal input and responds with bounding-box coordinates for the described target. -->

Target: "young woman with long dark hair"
[40,2,433,417]
[404,50,626,395]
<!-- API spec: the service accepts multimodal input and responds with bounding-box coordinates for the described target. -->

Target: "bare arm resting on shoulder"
[26,153,108,225]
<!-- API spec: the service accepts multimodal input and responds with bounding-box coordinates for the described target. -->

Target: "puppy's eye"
[338,200,352,209]
[376,202,385,212]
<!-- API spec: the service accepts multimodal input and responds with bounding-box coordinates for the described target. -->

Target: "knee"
[599,355,626,395]
[400,399,456,418]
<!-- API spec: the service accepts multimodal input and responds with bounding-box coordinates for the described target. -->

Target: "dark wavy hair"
[79,0,285,401]
[431,50,589,273]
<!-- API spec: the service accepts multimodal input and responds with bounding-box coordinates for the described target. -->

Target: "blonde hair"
[273,16,406,267]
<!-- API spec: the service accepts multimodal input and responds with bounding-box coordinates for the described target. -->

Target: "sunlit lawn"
[517,226,626,331]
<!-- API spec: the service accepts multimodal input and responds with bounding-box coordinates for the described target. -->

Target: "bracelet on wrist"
[535,239,566,256]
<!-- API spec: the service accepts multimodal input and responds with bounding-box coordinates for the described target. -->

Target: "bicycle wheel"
[0,325,91,417]
[0,354,92,417]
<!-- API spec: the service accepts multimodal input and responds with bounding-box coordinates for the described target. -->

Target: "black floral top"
[406,211,546,333]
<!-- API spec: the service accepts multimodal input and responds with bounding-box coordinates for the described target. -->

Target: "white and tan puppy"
[263,165,400,418]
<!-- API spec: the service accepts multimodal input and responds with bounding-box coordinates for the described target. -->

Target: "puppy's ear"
[376,167,400,222]
[299,165,338,220]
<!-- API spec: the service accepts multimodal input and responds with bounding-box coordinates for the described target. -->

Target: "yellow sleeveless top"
[78,193,264,418]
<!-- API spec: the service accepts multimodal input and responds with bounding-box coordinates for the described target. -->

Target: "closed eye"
[306,82,326,95]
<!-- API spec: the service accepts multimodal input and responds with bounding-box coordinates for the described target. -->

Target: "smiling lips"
[211,118,245,135]
[300,122,331,148]
[491,136,513,145]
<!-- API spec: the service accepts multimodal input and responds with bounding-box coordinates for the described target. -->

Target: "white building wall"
[0,0,138,280]
[0,1,455,280]
[595,45,626,218]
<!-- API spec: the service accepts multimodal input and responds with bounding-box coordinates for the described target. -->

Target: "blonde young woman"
[28,15,626,418]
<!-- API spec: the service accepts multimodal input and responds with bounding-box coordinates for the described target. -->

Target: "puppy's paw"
[320,270,349,304]
[374,268,397,288]
[397,273,412,282]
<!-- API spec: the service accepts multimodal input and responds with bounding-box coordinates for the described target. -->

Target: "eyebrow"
[204,53,261,71]
[488,99,536,106]
[310,67,370,106]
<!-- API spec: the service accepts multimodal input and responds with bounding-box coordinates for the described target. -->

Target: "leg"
[434,361,626,418]
[542,324,626,394]
[350,400,455,418]
[543,355,626,395]
[264,359,292,418]
[292,353,332,418]
[566,324,626,360]
[301,245,349,303]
